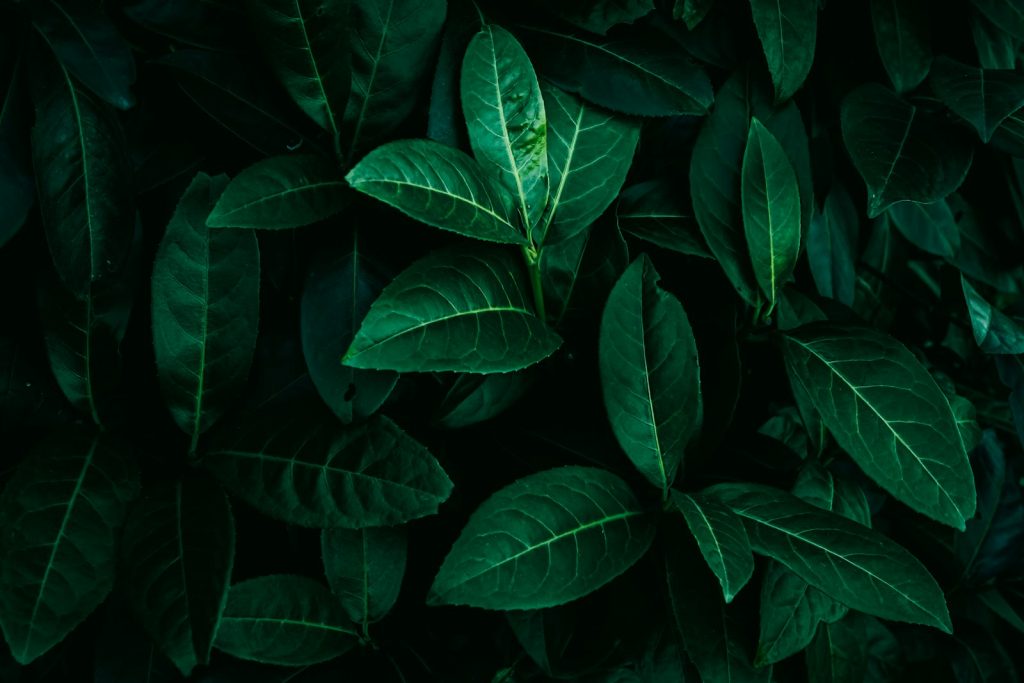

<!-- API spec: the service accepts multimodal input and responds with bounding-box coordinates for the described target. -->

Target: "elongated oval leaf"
[616,180,711,258]
[120,476,235,676]
[599,255,701,492]
[214,575,356,666]
[207,155,348,229]
[807,184,858,306]
[462,25,548,231]
[205,408,453,528]
[672,491,753,603]
[870,0,931,92]
[428,466,655,609]
[841,83,974,218]
[152,173,260,451]
[0,430,139,665]
[706,483,952,632]
[539,84,640,246]
[962,277,1024,354]
[930,56,1024,143]
[742,117,801,311]
[749,0,816,102]
[345,244,561,373]
[346,139,524,244]
[321,527,407,629]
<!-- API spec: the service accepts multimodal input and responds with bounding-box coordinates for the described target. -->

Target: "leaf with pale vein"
[672,491,753,602]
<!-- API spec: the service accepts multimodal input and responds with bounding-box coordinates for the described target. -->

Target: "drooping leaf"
[548,0,654,35]
[616,180,711,258]
[342,0,446,157]
[887,198,960,259]
[515,25,713,117]
[671,491,754,603]
[0,40,33,249]
[434,372,532,428]
[207,155,347,229]
[962,276,1024,354]
[741,117,801,312]
[214,575,356,666]
[428,466,655,609]
[346,139,524,244]
[321,527,407,629]
[538,83,640,246]
[205,408,453,528]
[120,476,235,676]
[930,57,1024,143]
[967,0,1024,42]
[782,322,976,529]
[0,430,139,665]
[344,244,561,373]
[748,0,817,102]
[869,0,931,92]
[805,614,869,683]
[151,172,260,452]
[807,184,858,306]
[841,83,974,218]
[706,483,953,632]
[599,255,702,492]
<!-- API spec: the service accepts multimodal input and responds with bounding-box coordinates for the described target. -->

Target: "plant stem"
[522,245,546,322]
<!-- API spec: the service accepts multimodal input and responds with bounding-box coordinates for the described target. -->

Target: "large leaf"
[538,83,640,245]
[152,173,260,452]
[342,0,446,157]
[462,25,549,231]
[346,139,524,244]
[671,491,754,603]
[962,276,1024,354]
[321,527,407,631]
[120,476,235,676]
[756,560,847,666]
[748,0,817,102]
[869,0,931,92]
[205,408,453,528]
[428,466,655,609]
[782,323,976,528]
[214,575,356,666]
[616,180,711,258]
[515,25,713,117]
[806,184,858,306]
[707,483,953,632]
[344,244,561,373]
[599,255,702,492]
[0,40,33,248]
[207,154,347,229]
[841,83,974,218]
[741,117,801,312]
[0,430,139,665]
[930,57,1024,143]
[247,0,350,148]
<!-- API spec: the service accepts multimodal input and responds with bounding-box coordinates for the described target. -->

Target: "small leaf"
[869,0,931,92]
[962,276,1024,354]
[671,491,754,603]
[549,0,654,34]
[675,0,716,30]
[756,560,847,666]
[971,11,1020,71]
[214,575,356,666]
[930,56,1024,143]
[207,155,348,229]
[321,527,407,628]
[435,373,532,428]
[616,180,711,258]
[887,198,960,259]
[807,184,858,306]
[428,466,655,609]
[748,0,817,102]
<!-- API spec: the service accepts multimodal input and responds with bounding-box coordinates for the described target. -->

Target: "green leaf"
[807,184,858,306]
[515,25,713,117]
[887,198,959,259]
[301,231,397,423]
[971,11,1020,71]
[461,25,549,231]
[120,476,235,676]
[247,0,350,145]
[0,41,34,249]
[205,408,453,528]
[152,173,260,451]
[428,466,655,609]
[434,372,532,428]
[748,0,817,102]
[539,83,640,246]
[962,277,1024,354]
[31,53,134,297]
[599,255,702,492]
[671,491,754,603]
[841,83,974,218]
[541,219,630,325]
[214,575,356,666]
[321,527,407,629]
[756,560,847,666]
[805,615,869,683]
[122,0,244,50]
[344,244,561,373]
[549,0,654,34]
[31,0,136,109]
[869,0,931,92]
[0,430,139,665]
[741,117,802,311]
[675,0,716,30]
[207,155,348,229]
[783,323,976,528]
[967,0,1024,42]
[930,57,1024,143]
[345,139,524,244]
[342,0,446,157]
[616,180,711,259]
[706,483,953,632]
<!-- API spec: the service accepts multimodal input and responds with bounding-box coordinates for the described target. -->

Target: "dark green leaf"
[205,409,453,528]
[756,560,847,666]
[807,184,858,306]
[967,0,1024,42]
[214,575,356,666]
[805,614,868,683]
[930,57,1024,143]
[672,491,754,603]
[887,198,959,259]
[434,372,532,428]
[122,0,244,50]
[344,244,561,373]
[748,0,817,102]
[952,626,1018,683]
[599,255,702,492]
[0,430,139,665]
[971,11,1020,71]
[616,180,711,258]
[549,0,654,35]
[541,218,629,324]
[0,41,33,249]
[869,0,931,92]
[120,476,235,676]
[962,276,1024,354]
[428,466,655,609]
[321,527,407,629]
[675,0,716,30]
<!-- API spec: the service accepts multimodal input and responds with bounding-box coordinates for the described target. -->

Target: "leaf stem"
[522,245,546,321]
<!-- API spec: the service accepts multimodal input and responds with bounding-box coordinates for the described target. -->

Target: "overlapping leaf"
[869,0,931,92]
[671,491,753,602]
[930,57,1024,143]
[748,0,817,102]
[321,527,407,630]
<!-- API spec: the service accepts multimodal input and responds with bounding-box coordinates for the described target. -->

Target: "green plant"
[1,0,1023,681]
